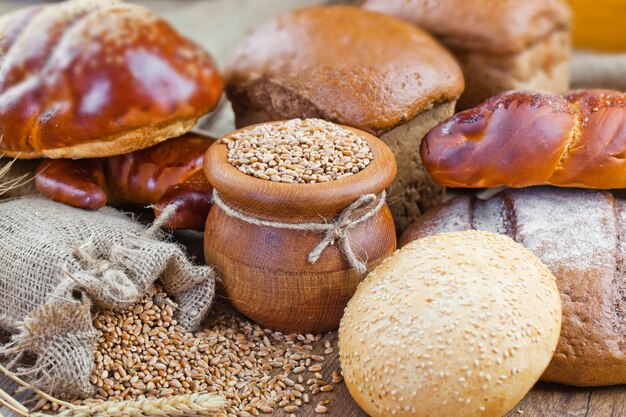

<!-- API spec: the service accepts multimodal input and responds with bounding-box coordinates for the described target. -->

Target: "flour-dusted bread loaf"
[225,6,464,232]
[0,0,222,159]
[362,0,572,109]
[400,187,626,387]
[421,90,626,189]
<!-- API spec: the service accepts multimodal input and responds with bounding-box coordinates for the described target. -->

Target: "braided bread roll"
[0,0,222,159]
[400,187,626,387]
[421,89,626,188]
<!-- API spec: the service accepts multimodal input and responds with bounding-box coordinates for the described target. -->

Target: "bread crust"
[225,6,463,136]
[362,0,571,108]
[456,30,570,109]
[362,0,571,54]
[0,0,222,159]
[400,187,626,387]
[4,118,197,159]
[380,102,452,233]
[422,89,626,189]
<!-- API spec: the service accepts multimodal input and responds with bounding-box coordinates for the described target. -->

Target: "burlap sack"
[0,197,216,399]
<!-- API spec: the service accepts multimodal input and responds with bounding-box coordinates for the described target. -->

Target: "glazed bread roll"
[362,0,571,109]
[401,187,626,386]
[0,0,222,159]
[339,231,562,417]
[421,89,626,188]
[225,6,464,232]
[34,134,215,230]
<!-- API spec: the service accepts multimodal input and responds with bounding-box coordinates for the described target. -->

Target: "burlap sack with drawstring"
[0,197,216,399]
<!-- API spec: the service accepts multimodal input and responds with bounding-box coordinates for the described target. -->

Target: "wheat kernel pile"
[84,287,342,417]
[223,118,374,184]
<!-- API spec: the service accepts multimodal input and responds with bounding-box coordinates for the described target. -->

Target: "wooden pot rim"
[204,120,397,222]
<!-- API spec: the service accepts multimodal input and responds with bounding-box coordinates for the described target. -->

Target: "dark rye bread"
[362,0,571,109]
[400,187,626,387]
[225,6,464,232]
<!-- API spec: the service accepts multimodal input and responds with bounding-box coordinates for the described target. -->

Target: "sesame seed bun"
[338,231,562,417]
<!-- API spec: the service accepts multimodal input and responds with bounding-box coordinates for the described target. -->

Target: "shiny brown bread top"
[104,134,213,205]
[0,0,223,159]
[361,0,572,54]
[421,89,626,189]
[225,6,464,136]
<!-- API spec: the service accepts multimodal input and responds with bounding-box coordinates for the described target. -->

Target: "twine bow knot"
[212,190,386,274]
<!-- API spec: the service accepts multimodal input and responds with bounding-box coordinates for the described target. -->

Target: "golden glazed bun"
[0,0,222,159]
[339,231,562,417]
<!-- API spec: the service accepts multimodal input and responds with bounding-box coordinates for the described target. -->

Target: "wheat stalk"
[31,394,226,417]
[0,364,225,417]
[0,156,32,197]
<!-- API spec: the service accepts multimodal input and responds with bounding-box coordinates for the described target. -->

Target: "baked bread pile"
[401,83,626,389]
[0,0,625,415]
[401,187,626,387]
[0,0,222,230]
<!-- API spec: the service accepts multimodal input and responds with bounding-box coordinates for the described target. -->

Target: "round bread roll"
[225,5,464,233]
[339,231,562,417]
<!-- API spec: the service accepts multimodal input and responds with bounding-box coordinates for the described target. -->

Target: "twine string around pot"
[211,189,387,274]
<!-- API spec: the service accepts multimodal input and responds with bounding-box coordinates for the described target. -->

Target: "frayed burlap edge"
[0,297,98,399]
[0,203,217,400]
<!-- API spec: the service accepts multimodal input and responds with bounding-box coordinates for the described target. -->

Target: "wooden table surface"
[1,1,625,416]
[3,329,626,417]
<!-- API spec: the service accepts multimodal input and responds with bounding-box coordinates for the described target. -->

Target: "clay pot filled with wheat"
[204,118,396,333]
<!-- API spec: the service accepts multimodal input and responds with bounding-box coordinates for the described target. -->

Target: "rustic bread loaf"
[421,90,626,189]
[340,230,561,417]
[400,187,626,387]
[0,0,222,159]
[362,0,571,109]
[225,6,464,232]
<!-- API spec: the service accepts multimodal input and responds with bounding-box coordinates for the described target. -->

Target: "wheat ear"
[30,393,226,417]
[0,364,225,417]
[0,386,29,416]
[0,365,72,409]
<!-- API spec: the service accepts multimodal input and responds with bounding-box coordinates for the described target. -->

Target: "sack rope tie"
[211,189,386,274]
